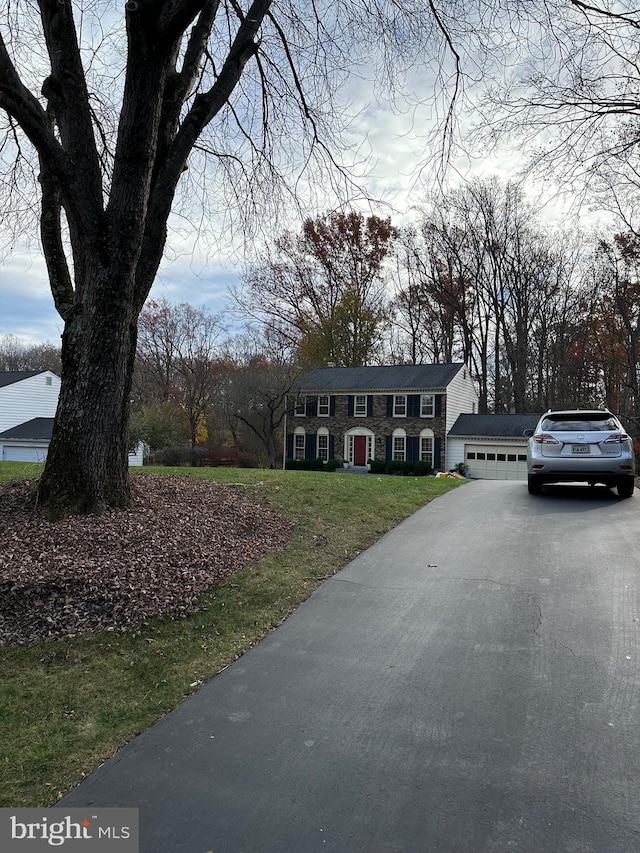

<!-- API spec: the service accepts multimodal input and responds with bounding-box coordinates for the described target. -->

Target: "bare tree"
[135,299,224,446]
[0,334,61,373]
[461,2,640,222]
[214,327,302,467]
[0,1,458,516]
[238,211,396,367]
[412,178,579,412]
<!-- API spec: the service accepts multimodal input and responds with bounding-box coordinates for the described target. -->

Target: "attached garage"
[448,413,541,481]
[0,417,53,463]
[464,442,528,480]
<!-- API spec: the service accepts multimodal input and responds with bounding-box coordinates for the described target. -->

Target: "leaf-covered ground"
[0,476,291,646]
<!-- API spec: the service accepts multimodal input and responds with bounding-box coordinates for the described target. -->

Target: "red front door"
[354,435,367,465]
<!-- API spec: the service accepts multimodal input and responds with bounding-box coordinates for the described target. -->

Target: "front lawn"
[0,465,464,807]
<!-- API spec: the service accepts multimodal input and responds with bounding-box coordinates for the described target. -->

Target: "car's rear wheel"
[617,477,635,499]
[527,475,543,495]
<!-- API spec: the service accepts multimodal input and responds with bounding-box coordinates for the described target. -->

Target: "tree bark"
[36,265,138,517]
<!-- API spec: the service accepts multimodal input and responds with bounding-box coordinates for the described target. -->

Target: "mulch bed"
[0,476,291,646]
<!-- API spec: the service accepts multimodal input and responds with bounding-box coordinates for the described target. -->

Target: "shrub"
[152,445,195,467]
[199,446,250,467]
[412,461,433,477]
[369,458,386,474]
[325,458,341,471]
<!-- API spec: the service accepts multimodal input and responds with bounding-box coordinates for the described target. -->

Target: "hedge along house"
[285,363,479,471]
[447,413,542,480]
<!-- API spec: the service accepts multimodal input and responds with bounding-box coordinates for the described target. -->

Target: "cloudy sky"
[0,4,612,346]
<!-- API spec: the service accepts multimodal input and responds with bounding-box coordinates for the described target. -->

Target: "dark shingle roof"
[0,418,54,440]
[295,364,465,393]
[0,371,45,388]
[449,413,542,438]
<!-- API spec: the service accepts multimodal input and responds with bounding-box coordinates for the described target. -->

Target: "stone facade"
[288,392,446,469]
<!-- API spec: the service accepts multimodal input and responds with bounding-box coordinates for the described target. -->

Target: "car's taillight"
[603,432,628,443]
[533,433,560,444]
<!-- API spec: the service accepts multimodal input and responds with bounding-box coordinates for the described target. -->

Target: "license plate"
[571,445,590,454]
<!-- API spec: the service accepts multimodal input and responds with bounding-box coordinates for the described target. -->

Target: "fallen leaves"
[0,475,291,646]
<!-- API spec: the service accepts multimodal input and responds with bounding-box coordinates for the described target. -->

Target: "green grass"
[0,464,464,807]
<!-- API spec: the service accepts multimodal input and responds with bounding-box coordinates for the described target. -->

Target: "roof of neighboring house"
[0,370,47,388]
[0,417,54,440]
[449,413,542,438]
[295,363,466,393]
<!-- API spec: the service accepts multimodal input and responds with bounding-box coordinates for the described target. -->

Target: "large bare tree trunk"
[37,267,138,516]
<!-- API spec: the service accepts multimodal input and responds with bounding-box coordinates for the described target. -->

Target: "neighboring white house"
[0,371,143,465]
[0,370,61,434]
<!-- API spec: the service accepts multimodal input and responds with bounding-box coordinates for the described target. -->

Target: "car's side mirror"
[523,429,534,437]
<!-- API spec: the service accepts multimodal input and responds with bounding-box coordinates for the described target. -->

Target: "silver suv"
[524,409,636,497]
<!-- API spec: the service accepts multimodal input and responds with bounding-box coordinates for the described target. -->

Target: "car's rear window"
[541,415,617,431]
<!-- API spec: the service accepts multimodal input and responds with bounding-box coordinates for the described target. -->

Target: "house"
[0,417,54,463]
[0,370,61,434]
[285,363,479,471]
[0,371,144,465]
[447,413,541,480]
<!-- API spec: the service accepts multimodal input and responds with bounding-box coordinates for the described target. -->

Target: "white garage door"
[2,445,48,462]
[465,444,528,480]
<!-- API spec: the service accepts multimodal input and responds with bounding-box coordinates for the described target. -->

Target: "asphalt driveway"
[59,480,640,852]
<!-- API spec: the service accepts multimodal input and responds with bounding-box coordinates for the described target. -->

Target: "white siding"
[443,366,479,470]
[446,437,467,472]
[0,372,60,433]
[128,442,144,467]
[444,366,478,434]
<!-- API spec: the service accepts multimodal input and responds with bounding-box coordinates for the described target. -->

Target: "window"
[354,395,367,417]
[393,395,407,417]
[294,431,305,461]
[420,428,434,467]
[393,436,406,461]
[507,454,516,462]
[497,454,506,462]
[477,453,486,460]
[420,436,433,466]
[294,398,306,417]
[45,376,52,387]
[392,428,406,461]
[317,432,329,462]
[487,453,496,461]
[467,452,476,460]
[420,394,435,417]
[317,395,330,417]
[517,454,526,462]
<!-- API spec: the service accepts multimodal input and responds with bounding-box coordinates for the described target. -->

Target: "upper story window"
[354,394,367,417]
[317,395,330,417]
[420,394,435,417]
[45,376,53,387]
[294,398,306,416]
[393,395,407,417]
